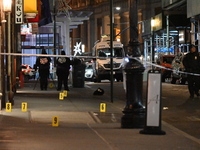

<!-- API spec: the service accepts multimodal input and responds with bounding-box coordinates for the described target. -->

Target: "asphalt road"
[85,80,200,140]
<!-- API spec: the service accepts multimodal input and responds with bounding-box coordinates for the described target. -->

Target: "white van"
[92,37,125,82]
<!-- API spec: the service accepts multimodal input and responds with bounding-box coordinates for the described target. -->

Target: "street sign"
[15,0,23,24]
[140,70,166,135]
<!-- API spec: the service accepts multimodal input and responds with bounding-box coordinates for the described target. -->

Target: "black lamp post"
[3,0,14,105]
[121,0,145,128]
[110,0,114,103]
[53,0,57,66]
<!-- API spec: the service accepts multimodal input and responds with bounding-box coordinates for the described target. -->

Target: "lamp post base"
[8,91,14,105]
[140,127,166,135]
[121,108,145,128]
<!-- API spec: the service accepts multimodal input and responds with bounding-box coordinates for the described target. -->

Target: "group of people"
[34,45,200,98]
[183,44,200,99]
[34,49,71,91]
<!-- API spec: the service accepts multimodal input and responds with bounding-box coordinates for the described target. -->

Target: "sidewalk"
[0,82,200,150]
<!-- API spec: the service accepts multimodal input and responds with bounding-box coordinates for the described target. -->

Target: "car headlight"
[86,70,92,74]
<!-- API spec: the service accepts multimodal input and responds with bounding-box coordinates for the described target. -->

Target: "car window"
[21,66,26,69]
[163,57,175,64]
[86,64,92,69]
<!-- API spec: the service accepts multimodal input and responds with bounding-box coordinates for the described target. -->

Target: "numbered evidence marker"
[100,103,106,112]
[63,90,68,97]
[6,103,12,112]
[49,83,54,88]
[52,116,59,127]
[21,102,28,112]
[59,92,64,100]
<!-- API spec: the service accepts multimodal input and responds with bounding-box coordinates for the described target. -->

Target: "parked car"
[171,54,187,84]
[85,63,94,81]
[20,65,36,82]
[156,55,176,82]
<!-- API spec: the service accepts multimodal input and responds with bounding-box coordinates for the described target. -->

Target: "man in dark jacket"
[56,51,71,91]
[35,49,51,90]
[183,44,200,98]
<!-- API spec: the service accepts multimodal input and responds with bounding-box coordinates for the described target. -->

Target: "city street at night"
[0,0,200,149]
[0,80,200,150]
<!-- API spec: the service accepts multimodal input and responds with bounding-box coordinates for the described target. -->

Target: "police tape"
[0,52,200,77]
[132,57,200,77]
[0,52,89,58]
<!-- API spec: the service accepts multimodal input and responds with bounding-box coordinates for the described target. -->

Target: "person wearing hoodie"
[34,49,51,90]
[56,50,71,91]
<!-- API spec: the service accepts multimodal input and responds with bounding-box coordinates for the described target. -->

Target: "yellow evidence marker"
[63,90,68,97]
[100,103,106,112]
[52,116,59,127]
[59,92,64,100]
[6,103,12,112]
[49,83,54,88]
[21,102,28,112]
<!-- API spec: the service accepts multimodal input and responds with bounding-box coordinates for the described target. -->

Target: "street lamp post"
[121,0,145,128]
[53,0,57,66]
[3,0,13,104]
[151,18,155,64]
[110,0,114,103]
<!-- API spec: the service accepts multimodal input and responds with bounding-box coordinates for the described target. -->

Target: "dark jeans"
[187,75,200,96]
[39,70,49,90]
[57,71,69,90]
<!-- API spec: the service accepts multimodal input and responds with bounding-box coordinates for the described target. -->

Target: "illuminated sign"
[15,0,23,24]
[73,42,82,56]
[115,29,121,41]
[21,23,32,35]
[24,0,38,13]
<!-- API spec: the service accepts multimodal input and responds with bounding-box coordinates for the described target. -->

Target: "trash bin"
[72,59,86,88]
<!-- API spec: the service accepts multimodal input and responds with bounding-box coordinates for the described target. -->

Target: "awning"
[163,0,186,15]
[46,0,93,29]
[44,10,93,30]
[57,10,93,29]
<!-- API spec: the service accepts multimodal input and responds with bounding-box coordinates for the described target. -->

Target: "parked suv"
[156,55,176,82]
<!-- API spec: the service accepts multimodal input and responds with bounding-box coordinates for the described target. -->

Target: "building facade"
[69,0,162,56]
[68,0,199,60]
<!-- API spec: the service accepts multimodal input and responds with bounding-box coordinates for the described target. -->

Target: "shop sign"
[15,0,23,24]
[32,23,38,34]
[24,0,38,13]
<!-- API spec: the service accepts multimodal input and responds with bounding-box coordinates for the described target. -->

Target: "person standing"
[35,49,51,90]
[183,44,200,98]
[56,50,71,91]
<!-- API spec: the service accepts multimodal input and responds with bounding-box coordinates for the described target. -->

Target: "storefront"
[142,0,192,62]
[187,0,200,51]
